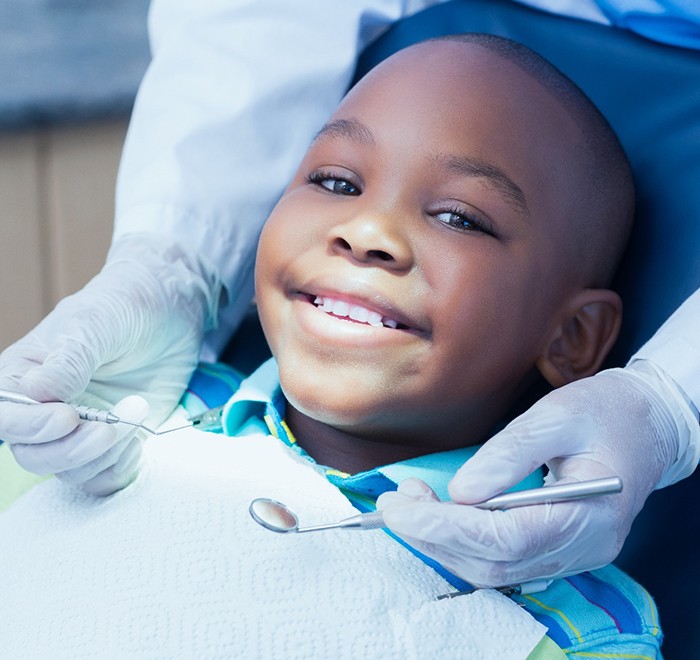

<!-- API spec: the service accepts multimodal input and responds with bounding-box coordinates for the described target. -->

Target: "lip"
[294,280,430,338]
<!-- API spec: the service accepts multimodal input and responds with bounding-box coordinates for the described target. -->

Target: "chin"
[286,388,380,426]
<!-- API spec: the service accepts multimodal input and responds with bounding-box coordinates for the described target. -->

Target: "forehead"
[323,40,583,226]
[336,40,573,144]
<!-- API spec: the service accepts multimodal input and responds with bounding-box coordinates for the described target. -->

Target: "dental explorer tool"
[248,475,623,534]
[0,388,190,435]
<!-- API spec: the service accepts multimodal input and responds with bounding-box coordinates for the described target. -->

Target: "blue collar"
[221,359,542,502]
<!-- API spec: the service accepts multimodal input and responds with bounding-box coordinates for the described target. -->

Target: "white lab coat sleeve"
[114,0,443,359]
[630,287,700,485]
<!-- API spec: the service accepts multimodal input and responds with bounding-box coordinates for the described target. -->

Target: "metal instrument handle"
[73,405,119,424]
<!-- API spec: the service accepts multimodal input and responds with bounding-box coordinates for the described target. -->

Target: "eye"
[308,170,361,196]
[433,205,496,237]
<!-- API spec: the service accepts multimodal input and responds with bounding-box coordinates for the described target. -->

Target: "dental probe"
[0,388,190,435]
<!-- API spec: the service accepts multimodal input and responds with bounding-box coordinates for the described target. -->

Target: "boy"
[0,35,660,658]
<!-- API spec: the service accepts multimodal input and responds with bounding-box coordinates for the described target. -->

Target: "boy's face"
[255,41,587,452]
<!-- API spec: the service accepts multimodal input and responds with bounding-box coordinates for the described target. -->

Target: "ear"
[536,289,622,388]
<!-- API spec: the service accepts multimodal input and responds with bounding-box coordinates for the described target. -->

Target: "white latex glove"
[0,232,220,495]
[57,395,148,496]
[378,361,698,587]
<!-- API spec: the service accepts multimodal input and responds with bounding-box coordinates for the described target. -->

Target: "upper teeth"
[313,296,399,329]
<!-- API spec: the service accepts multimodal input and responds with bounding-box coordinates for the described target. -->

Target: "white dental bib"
[0,424,546,659]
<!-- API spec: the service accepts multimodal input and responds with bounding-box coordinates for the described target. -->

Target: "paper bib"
[0,424,545,659]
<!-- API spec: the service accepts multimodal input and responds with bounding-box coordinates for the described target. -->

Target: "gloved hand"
[0,232,221,495]
[377,361,698,587]
[4,395,149,496]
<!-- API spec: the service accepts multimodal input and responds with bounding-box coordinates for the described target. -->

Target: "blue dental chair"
[350,2,700,657]
[223,1,700,655]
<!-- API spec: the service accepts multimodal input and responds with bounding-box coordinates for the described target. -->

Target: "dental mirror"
[249,476,622,534]
[249,498,385,533]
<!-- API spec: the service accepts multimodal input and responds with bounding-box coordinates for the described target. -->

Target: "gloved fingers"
[0,305,104,405]
[377,478,440,509]
[0,401,79,444]
[543,456,620,485]
[10,423,118,475]
[67,395,148,496]
[382,497,617,585]
[401,498,594,560]
[56,435,143,495]
[387,528,503,586]
[50,394,147,484]
[448,407,593,503]
[382,500,513,561]
[19,338,101,404]
[8,394,148,477]
[0,331,48,376]
[78,440,142,497]
[65,394,149,480]
[396,477,440,500]
[413,519,614,587]
[81,455,140,497]
[54,432,137,484]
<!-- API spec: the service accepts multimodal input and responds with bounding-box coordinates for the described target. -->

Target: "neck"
[285,406,437,474]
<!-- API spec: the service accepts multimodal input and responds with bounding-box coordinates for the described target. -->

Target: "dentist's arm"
[379,287,700,586]
[0,0,438,494]
[118,0,446,357]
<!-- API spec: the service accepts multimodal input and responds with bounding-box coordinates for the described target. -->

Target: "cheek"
[256,202,309,287]
[258,197,328,268]
[254,223,279,311]
[254,212,295,350]
[428,251,549,368]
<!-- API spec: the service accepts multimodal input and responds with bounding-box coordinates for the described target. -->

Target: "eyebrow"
[313,118,529,216]
[438,154,530,216]
[312,118,376,147]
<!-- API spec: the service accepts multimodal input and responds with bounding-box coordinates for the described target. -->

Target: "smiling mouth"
[311,295,407,330]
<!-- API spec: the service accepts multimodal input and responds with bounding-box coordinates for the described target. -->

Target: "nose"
[328,212,414,271]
